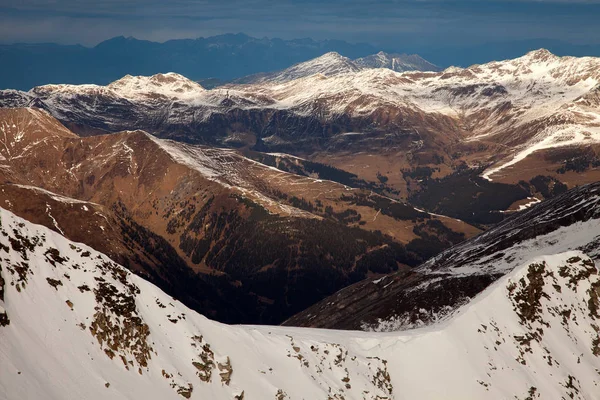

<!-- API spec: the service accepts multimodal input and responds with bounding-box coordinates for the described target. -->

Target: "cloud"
[1,0,600,47]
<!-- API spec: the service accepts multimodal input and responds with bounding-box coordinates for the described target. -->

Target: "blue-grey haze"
[3,1,600,89]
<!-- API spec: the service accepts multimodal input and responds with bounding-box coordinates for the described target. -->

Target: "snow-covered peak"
[522,48,559,62]
[355,51,441,72]
[30,73,206,102]
[313,51,352,62]
[244,51,363,84]
[31,83,119,98]
[273,51,362,80]
[441,65,465,74]
[251,50,438,84]
[108,72,205,100]
[235,51,439,84]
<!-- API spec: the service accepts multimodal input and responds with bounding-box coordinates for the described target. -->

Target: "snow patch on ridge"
[482,123,600,181]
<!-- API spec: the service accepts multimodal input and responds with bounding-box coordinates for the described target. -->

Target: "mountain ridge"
[3,48,600,198]
[0,107,478,325]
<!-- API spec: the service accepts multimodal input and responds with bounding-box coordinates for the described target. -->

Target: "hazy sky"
[2,0,600,48]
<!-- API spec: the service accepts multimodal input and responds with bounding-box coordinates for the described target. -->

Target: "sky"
[1,0,600,50]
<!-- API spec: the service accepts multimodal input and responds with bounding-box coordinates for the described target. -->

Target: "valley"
[0,107,476,324]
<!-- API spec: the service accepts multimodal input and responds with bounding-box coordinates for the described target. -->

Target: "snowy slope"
[0,207,392,400]
[420,181,600,276]
[1,206,600,399]
[236,52,363,84]
[236,51,441,84]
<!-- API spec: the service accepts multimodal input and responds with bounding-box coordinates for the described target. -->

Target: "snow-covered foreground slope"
[2,207,600,399]
[0,207,393,400]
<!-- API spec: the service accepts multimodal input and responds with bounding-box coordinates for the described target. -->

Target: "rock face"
[285,182,600,330]
[0,107,477,325]
[2,207,600,399]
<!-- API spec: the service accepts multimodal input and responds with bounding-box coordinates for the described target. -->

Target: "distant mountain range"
[4,49,599,206]
[5,33,600,91]
[0,33,384,90]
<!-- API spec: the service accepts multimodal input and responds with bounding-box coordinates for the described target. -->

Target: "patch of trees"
[324,206,362,224]
[408,219,466,260]
[354,244,405,275]
[402,166,439,181]
[288,196,318,213]
[557,155,600,174]
[340,193,428,221]
[408,167,530,226]
[112,201,266,325]
[177,195,423,323]
[376,172,389,184]
[247,151,399,195]
[529,175,568,198]
[267,189,361,225]
[413,219,465,245]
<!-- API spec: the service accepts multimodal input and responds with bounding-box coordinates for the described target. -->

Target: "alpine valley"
[2,47,600,400]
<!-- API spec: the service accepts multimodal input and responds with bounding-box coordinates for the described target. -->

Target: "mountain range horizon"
[5,32,600,91]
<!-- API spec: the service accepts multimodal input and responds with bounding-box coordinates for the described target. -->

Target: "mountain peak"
[0,108,76,161]
[299,51,357,68]
[108,72,205,99]
[354,52,441,72]
[317,51,345,59]
[238,51,362,84]
[523,48,558,62]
